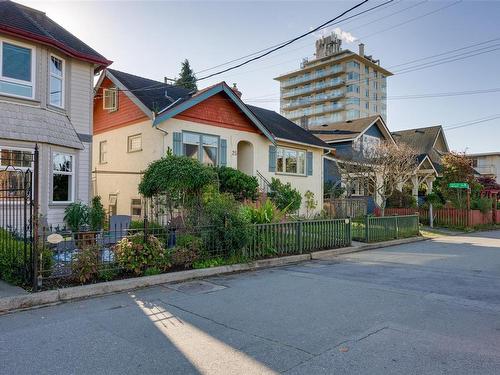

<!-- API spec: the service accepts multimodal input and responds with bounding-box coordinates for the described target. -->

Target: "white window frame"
[99,140,107,164]
[103,87,118,111]
[276,147,306,176]
[0,37,36,100]
[127,134,142,153]
[51,152,75,204]
[48,54,65,108]
[130,197,142,218]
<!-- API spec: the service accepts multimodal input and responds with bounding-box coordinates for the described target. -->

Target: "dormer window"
[0,39,34,99]
[49,55,64,107]
[103,87,118,111]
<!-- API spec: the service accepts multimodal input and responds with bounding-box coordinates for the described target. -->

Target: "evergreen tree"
[175,59,197,91]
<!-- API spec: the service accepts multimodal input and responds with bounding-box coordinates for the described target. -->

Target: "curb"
[0,253,311,314]
[0,238,425,314]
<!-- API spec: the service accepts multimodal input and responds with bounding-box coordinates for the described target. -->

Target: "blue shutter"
[306,151,313,176]
[268,145,276,172]
[173,132,182,156]
[220,139,227,166]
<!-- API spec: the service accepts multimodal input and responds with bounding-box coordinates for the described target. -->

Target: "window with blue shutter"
[220,139,227,166]
[173,132,182,156]
[306,151,313,176]
[268,145,276,172]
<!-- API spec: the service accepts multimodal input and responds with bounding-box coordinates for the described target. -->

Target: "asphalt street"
[1,231,500,374]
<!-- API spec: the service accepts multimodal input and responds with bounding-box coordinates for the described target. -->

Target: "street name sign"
[448,182,469,189]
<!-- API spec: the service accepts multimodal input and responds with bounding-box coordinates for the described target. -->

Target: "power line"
[195,0,370,81]
[444,114,500,131]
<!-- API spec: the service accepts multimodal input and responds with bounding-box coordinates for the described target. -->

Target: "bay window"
[49,55,64,107]
[52,152,74,203]
[276,147,306,175]
[0,40,34,99]
[182,132,218,166]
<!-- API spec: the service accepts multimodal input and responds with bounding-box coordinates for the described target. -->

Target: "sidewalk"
[0,280,27,299]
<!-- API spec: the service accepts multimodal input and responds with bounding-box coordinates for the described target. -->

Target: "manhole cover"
[167,280,227,295]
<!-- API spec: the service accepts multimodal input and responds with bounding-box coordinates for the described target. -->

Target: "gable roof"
[391,125,449,172]
[0,101,83,149]
[0,0,110,68]
[308,115,394,144]
[246,105,332,149]
[106,69,191,113]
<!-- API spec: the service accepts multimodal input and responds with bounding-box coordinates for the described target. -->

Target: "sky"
[17,0,500,153]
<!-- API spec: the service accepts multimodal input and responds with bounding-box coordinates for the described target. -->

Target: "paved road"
[1,231,500,374]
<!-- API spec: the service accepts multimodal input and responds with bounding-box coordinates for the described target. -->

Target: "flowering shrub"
[114,233,170,275]
[170,234,201,269]
[72,245,99,283]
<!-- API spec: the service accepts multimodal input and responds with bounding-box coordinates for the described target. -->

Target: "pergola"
[402,155,439,201]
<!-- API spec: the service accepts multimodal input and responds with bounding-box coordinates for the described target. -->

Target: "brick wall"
[94,77,149,134]
[174,93,259,133]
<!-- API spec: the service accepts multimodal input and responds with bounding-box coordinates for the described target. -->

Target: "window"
[182,132,218,165]
[276,147,306,175]
[346,110,360,120]
[108,194,117,216]
[365,66,369,75]
[346,84,359,93]
[346,98,360,106]
[0,40,34,98]
[103,88,118,111]
[365,102,369,110]
[472,158,478,168]
[346,61,360,70]
[99,141,107,164]
[49,55,64,107]
[365,89,369,98]
[347,72,359,81]
[127,134,142,153]
[130,198,142,218]
[52,153,74,203]
[0,148,33,197]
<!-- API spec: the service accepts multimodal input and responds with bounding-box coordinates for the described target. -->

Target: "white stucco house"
[0,0,110,227]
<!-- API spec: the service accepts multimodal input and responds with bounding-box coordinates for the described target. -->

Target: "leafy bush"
[72,245,99,283]
[0,229,25,284]
[114,233,170,275]
[98,265,119,282]
[304,190,317,218]
[471,197,493,213]
[324,181,345,198]
[170,234,201,268]
[144,267,161,276]
[240,199,282,224]
[89,196,106,231]
[200,191,250,257]
[215,166,259,201]
[64,202,89,232]
[268,178,302,213]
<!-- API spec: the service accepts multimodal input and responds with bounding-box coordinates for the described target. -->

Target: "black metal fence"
[0,147,38,288]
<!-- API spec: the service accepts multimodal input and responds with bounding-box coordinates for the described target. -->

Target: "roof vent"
[164,89,174,103]
[415,129,425,134]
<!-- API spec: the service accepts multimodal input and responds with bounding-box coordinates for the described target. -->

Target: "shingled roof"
[107,69,191,113]
[0,101,83,149]
[247,105,331,149]
[308,115,392,143]
[0,0,110,68]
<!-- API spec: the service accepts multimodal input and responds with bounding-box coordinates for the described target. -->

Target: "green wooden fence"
[352,215,420,243]
[247,218,351,258]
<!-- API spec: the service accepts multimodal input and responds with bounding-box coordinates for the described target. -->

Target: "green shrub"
[89,196,106,231]
[215,166,259,201]
[472,197,493,213]
[386,190,417,209]
[268,178,302,213]
[98,265,119,282]
[240,199,282,224]
[114,233,170,275]
[72,245,99,284]
[64,202,89,232]
[200,191,250,257]
[0,229,25,285]
[144,267,161,276]
[170,234,201,268]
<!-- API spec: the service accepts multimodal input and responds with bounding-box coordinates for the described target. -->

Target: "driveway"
[1,231,500,374]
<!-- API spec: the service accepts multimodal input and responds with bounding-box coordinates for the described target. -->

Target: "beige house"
[469,152,500,183]
[0,1,110,227]
[92,69,333,218]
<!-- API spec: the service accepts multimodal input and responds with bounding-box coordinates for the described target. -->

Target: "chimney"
[358,43,365,57]
[232,83,242,98]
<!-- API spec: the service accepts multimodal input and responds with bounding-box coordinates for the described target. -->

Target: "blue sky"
[20,0,500,153]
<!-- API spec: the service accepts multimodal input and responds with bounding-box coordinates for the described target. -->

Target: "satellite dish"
[47,233,63,244]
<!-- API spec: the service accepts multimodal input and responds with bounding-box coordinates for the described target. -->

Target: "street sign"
[448,182,469,189]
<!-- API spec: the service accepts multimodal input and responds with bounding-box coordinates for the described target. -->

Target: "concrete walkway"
[1,230,499,374]
[0,280,26,299]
